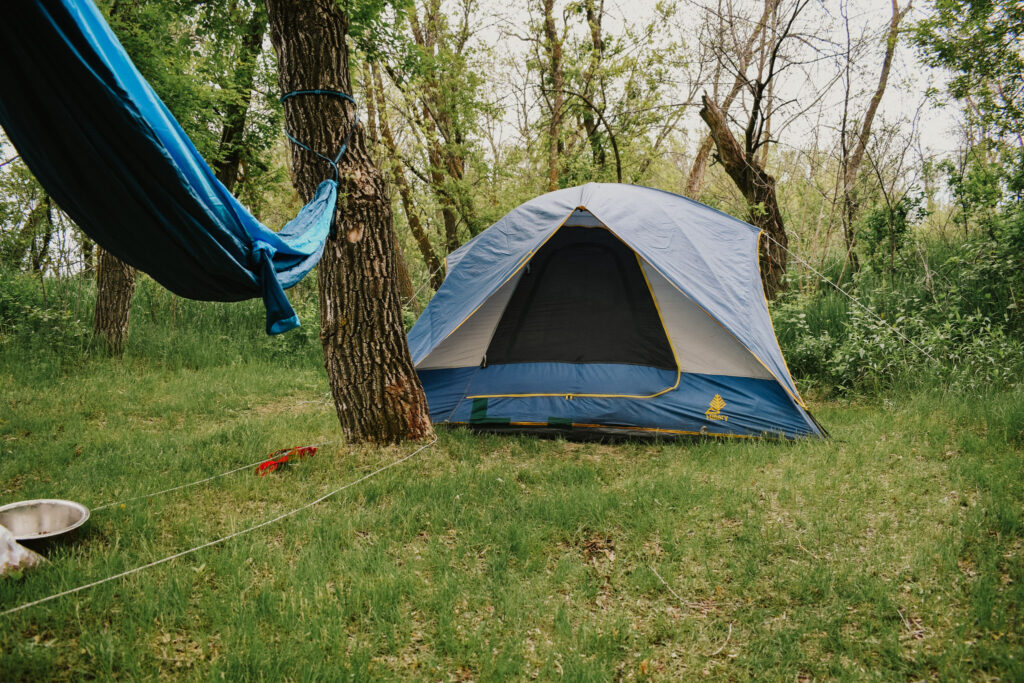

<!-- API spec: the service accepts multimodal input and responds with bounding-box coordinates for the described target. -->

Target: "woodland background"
[1,1,1023,679]
[1,0,1021,395]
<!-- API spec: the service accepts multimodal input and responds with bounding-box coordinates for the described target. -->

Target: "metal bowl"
[0,499,90,543]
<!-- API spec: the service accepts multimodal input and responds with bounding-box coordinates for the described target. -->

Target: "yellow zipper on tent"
[585,205,808,409]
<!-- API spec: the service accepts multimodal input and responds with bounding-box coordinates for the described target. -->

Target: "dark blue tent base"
[444,422,768,443]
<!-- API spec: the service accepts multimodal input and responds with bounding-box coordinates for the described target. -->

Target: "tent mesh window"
[485,226,676,369]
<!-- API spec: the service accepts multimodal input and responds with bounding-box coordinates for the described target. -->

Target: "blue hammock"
[0,0,338,334]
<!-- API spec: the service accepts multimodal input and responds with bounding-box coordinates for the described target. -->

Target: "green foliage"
[0,270,91,360]
[0,268,322,379]
[99,0,222,159]
[857,193,925,271]
[939,140,1013,238]
[0,161,61,274]
[774,237,1024,396]
[913,0,1024,138]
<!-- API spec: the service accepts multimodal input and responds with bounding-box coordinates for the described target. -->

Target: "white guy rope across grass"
[2,437,437,617]
[762,232,941,365]
[87,260,442,515]
[91,440,341,511]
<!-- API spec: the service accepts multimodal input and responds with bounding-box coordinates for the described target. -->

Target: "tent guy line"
[90,440,341,512]
[81,262,445,517]
[1,437,437,618]
[403,262,447,310]
[760,231,940,365]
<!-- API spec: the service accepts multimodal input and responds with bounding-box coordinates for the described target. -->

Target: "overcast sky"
[476,0,959,157]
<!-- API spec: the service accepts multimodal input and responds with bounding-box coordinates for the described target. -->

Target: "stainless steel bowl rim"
[0,498,91,541]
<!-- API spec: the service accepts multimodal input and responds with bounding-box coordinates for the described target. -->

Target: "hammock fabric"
[0,0,337,334]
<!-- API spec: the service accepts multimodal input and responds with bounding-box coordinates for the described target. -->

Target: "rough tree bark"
[699,94,787,299]
[93,246,136,354]
[838,0,910,282]
[266,0,433,444]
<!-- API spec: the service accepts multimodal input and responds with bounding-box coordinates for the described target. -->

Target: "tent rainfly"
[407,183,826,440]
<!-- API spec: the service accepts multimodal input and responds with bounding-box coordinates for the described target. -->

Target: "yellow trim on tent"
[428,208,806,412]
[582,205,807,409]
[421,210,576,359]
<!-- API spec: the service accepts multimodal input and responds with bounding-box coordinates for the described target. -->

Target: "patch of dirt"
[152,631,221,673]
[579,535,616,566]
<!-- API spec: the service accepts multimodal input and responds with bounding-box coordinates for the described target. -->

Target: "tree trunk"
[393,240,415,302]
[93,246,136,354]
[77,229,94,273]
[543,0,564,191]
[686,0,778,197]
[362,61,413,301]
[838,0,909,282]
[28,196,54,273]
[213,6,266,193]
[581,0,606,170]
[699,94,787,299]
[684,136,714,197]
[371,63,445,292]
[266,0,433,444]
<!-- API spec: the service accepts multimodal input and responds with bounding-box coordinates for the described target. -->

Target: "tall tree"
[697,0,811,299]
[93,0,213,352]
[379,0,484,256]
[212,3,268,193]
[362,63,415,300]
[370,62,445,291]
[685,0,779,198]
[837,0,910,281]
[266,0,433,443]
[700,95,788,298]
[541,0,565,191]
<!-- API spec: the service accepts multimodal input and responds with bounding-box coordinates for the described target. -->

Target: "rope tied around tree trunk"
[280,89,358,181]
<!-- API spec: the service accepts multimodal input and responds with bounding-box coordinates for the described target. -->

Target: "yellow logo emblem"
[705,394,728,421]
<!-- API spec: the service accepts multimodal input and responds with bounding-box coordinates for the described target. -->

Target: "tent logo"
[705,394,728,421]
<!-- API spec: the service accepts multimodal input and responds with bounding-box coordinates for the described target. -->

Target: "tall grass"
[0,269,324,382]
[0,242,1022,679]
[772,235,1024,396]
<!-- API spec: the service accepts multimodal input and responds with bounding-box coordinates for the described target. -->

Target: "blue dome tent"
[408,183,825,439]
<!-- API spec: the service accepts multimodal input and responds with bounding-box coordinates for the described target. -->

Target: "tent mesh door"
[485,226,676,370]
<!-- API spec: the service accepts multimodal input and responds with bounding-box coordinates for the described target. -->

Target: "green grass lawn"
[1,349,1022,680]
